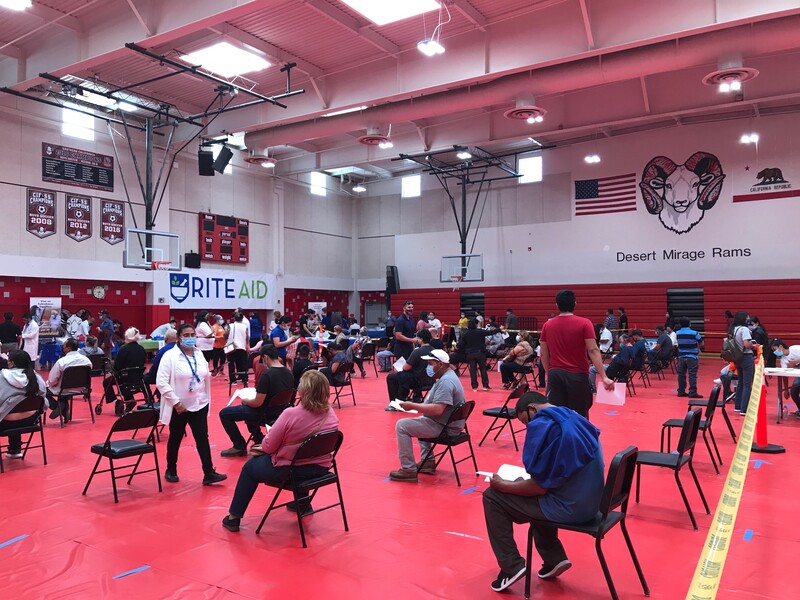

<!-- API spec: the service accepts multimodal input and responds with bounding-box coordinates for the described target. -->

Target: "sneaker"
[203,471,228,485]
[286,500,314,516]
[5,451,23,459]
[688,393,703,399]
[389,468,419,482]
[472,387,479,392]
[538,559,572,579]
[249,445,265,456]
[220,447,246,457]
[417,459,436,474]
[221,515,240,532]
[48,405,61,420]
[490,566,526,592]
[164,471,179,483]
[384,404,399,412]
[361,372,367,378]
[677,392,688,397]
[483,386,492,391]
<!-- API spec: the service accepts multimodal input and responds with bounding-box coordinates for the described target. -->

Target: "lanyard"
[179,347,201,384]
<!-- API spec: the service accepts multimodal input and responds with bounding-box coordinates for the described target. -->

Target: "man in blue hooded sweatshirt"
[482,392,604,593]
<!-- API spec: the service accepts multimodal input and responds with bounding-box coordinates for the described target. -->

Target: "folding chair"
[417,400,478,486]
[330,363,356,408]
[689,384,736,444]
[478,382,529,451]
[360,342,378,377]
[82,409,162,503]
[228,352,259,396]
[106,366,151,416]
[0,396,47,473]
[256,430,348,548]
[245,388,297,446]
[55,364,93,427]
[663,385,723,473]
[511,356,535,388]
[524,446,649,600]
[635,409,710,530]
[88,354,110,377]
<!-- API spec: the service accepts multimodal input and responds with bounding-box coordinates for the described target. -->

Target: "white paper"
[596,382,626,406]
[393,357,406,372]
[227,387,257,407]
[389,399,418,413]
[493,464,530,482]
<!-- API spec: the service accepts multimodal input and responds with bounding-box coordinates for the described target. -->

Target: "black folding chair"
[689,384,737,444]
[82,409,162,503]
[635,408,710,530]
[478,382,529,451]
[88,354,110,377]
[55,364,93,426]
[360,342,377,377]
[256,430,348,548]
[663,385,723,473]
[228,352,259,395]
[330,363,356,408]
[245,388,297,446]
[524,446,649,600]
[107,366,151,415]
[417,400,478,486]
[0,396,47,473]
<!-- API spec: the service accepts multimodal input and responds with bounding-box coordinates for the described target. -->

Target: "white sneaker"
[6,451,23,459]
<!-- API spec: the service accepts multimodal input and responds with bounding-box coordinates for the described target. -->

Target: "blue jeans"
[735,353,756,412]
[228,453,330,518]
[676,356,698,395]
[219,404,265,449]
[377,350,394,370]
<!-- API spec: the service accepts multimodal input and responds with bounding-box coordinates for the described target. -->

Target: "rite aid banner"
[168,269,277,310]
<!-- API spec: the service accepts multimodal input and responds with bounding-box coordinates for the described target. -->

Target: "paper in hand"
[393,357,406,372]
[596,382,626,406]
[389,399,418,413]
[227,387,257,407]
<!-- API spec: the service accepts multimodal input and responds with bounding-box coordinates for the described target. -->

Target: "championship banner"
[100,199,124,245]
[168,269,277,310]
[65,194,92,242]
[26,188,57,239]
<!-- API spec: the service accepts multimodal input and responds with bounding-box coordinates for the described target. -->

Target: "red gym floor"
[1,362,798,599]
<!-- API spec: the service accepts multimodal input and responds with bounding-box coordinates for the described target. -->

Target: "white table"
[763,367,800,423]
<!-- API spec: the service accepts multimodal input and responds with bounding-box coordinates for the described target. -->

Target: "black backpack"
[720,327,744,363]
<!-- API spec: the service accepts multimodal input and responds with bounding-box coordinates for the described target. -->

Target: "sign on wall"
[100,199,125,245]
[26,187,57,239]
[65,194,92,242]
[167,269,276,310]
[42,143,114,192]
[198,212,249,264]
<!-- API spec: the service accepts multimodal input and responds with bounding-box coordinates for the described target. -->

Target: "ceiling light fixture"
[584,154,601,164]
[0,0,32,11]
[417,1,450,57]
[456,150,472,160]
[526,115,544,124]
[342,0,441,26]
[378,140,394,149]
[352,184,367,193]
[417,39,445,56]
[527,137,542,146]
[739,133,759,144]
[323,105,369,117]
[183,41,271,78]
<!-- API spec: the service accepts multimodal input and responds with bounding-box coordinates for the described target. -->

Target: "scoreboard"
[199,212,249,264]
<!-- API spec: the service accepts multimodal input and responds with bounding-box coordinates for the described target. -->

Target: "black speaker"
[213,146,233,173]
[198,150,215,176]
[184,252,201,269]
[386,265,399,295]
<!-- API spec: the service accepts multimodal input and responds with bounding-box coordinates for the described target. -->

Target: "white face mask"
[516,335,521,342]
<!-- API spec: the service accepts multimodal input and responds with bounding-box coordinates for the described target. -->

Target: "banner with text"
[65,194,92,242]
[100,199,124,245]
[26,188,57,239]
[167,269,277,310]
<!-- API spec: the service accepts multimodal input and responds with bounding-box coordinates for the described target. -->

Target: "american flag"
[574,173,638,216]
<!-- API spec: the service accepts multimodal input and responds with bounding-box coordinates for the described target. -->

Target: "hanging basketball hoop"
[450,275,463,291]
[150,260,173,271]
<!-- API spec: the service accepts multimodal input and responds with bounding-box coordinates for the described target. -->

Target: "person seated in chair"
[319,340,349,385]
[221,370,338,531]
[1,350,46,459]
[349,327,371,378]
[629,329,647,371]
[429,327,445,351]
[500,332,534,390]
[482,391,604,593]
[219,344,295,458]
[45,338,91,421]
[589,334,635,391]
[646,325,673,370]
[770,338,800,417]
[103,327,147,415]
[388,349,465,482]
[78,335,105,357]
[384,329,435,411]
[377,339,395,372]
[292,344,315,382]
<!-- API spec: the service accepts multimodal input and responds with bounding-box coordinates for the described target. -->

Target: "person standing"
[393,300,417,361]
[0,312,21,355]
[731,311,756,414]
[458,318,499,391]
[270,315,299,363]
[227,312,251,385]
[194,311,215,366]
[19,313,39,364]
[618,307,629,335]
[505,308,519,331]
[97,310,115,356]
[157,323,226,485]
[675,316,703,399]
[603,309,618,340]
[249,312,263,347]
[539,290,613,419]
[211,316,227,375]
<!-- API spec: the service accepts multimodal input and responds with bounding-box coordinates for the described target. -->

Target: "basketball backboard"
[440,254,484,283]
[123,228,181,271]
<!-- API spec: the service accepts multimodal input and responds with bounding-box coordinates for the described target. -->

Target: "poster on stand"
[30,297,62,338]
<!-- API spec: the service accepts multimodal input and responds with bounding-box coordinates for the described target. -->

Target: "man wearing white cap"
[389,348,465,482]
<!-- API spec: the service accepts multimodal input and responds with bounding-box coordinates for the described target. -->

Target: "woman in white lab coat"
[20,312,39,363]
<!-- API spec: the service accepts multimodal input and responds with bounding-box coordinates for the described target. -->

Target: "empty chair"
[256,430,348,548]
[82,409,162,503]
[635,408,710,530]
[416,400,478,486]
[689,383,737,444]
[479,382,529,451]
[524,446,649,600]
[0,395,47,473]
[663,385,722,473]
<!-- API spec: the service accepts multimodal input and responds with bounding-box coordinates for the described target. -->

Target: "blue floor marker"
[0,534,28,549]
[605,410,619,416]
[460,486,479,495]
[749,459,771,469]
[743,530,754,541]
[113,565,150,579]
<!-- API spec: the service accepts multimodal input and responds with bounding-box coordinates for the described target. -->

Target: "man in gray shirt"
[389,349,465,482]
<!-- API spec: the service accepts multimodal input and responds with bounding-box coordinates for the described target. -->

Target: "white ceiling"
[2,0,800,180]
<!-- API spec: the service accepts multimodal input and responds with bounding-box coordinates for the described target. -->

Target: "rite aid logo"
[170,274,189,303]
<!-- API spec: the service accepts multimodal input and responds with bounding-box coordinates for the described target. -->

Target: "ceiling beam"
[450,0,487,32]
[28,3,83,33]
[577,0,594,50]
[0,44,23,60]
[125,0,153,37]
[304,0,400,55]
[640,76,650,114]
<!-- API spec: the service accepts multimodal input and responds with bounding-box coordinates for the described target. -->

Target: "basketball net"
[151,261,172,271]
[450,275,463,291]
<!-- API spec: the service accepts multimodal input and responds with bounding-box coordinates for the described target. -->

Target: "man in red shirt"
[539,290,613,418]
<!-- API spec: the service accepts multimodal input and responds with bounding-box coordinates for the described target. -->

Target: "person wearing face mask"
[211,316,227,376]
[19,313,40,364]
[388,348,465,482]
[0,350,46,460]
[45,337,91,422]
[269,315,298,364]
[227,312,251,385]
[103,327,147,415]
[770,338,800,417]
[730,311,756,415]
[384,328,435,411]
[157,323,226,485]
[500,331,534,390]
[393,300,417,361]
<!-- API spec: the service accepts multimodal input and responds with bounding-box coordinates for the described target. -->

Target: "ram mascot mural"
[639,151,725,234]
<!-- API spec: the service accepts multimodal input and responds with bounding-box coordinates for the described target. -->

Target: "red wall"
[284,288,350,326]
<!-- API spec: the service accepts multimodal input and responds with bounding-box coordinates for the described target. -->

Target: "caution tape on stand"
[685,356,764,600]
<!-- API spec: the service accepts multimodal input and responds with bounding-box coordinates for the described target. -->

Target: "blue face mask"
[181,337,197,348]
[774,349,784,357]
[426,365,435,378]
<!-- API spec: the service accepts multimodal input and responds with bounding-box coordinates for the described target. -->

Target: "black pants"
[386,370,417,403]
[166,404,214,475]
[467,352,490,389]
[0,413,39,453]
[546,369,592,418]
[227,349,248,383]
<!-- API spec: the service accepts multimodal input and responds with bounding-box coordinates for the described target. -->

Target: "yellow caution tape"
[685,356,764,600]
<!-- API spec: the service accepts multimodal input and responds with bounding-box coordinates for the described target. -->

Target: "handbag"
[720,327,744,364]
[224,323,237,354]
